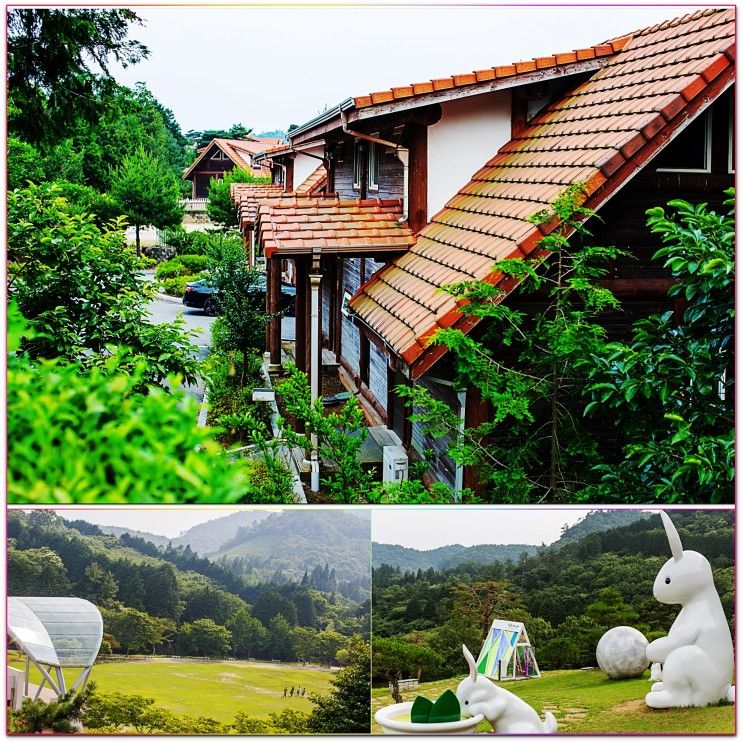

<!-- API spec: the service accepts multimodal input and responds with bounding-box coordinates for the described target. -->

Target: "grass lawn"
[8,653,334,723]
[371,669,734,735]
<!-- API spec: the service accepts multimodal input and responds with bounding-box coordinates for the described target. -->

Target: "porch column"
[309,251,323,493]
[267,255,282,372]
[295,257,308,373]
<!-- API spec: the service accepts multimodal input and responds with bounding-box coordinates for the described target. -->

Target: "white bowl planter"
[375,702,484,735]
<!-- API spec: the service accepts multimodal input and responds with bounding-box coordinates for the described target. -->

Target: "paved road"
[147,294,215,359]
[146,295,215,403]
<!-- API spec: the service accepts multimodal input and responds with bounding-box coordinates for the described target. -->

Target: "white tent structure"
[8,597,103,700]
[475,619,540,681]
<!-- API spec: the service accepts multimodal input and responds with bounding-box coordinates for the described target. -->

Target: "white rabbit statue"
[645,511,734,709]
[456,645,557,733]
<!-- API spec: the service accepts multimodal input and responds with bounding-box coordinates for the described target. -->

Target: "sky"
[372,508,652,550]
[40,507,284,537]
[110,4,705,133]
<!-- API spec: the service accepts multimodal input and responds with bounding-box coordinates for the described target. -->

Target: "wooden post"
[295,257,308,373]
[309,253,323,493]
[267,255,282,371]
[285,157,294,192]
[334,258,344,359]
[406,122,428,232]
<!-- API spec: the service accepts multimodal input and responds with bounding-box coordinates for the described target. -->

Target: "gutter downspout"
[340,109,409,222]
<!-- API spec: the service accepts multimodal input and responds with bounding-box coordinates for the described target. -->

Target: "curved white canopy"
[8,597,103,668]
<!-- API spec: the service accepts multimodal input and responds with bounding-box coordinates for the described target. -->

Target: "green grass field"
[372,670,735,734]
[8,653,335,723]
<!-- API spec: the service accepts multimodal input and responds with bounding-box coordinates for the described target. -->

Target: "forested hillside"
[99,510,271,556]
[212,510,372,584]
[372,510,733,682]
[8,511,369,664]
[372,510,651,571]
[372,542,539,572]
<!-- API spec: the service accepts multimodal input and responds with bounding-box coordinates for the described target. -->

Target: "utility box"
[382,445,408,484]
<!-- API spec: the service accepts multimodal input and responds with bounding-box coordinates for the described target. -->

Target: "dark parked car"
[183,275,296,316]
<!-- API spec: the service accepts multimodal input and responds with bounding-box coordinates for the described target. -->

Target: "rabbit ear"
[660,511,683,561]
[463,644,478,682]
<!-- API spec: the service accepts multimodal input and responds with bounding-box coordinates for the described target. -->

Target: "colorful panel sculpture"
[476,620,540,680]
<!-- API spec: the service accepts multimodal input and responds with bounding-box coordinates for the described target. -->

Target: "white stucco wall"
[427,91,512,220]
[294,146,325,190]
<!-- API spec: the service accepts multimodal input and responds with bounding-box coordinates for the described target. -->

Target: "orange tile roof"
[353,36,632,109]
[349,8,735,378]
[296,164,328,195]
[257,197,416,257]
[230,182,286,227]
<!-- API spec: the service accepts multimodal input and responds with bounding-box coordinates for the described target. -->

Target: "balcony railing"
[180,198,208,211]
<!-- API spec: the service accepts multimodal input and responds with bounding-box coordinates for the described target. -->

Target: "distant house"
[237,8,735,491]
[183,136,284,198]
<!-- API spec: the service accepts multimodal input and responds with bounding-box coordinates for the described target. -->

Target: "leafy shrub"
[161,225,194,254]
[179,254,209,272]
[159,275,195,297]
[8,182,199,387]
[7,304,249,504]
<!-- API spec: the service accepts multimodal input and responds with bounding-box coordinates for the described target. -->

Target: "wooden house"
[239,8,735,491]
[183,136,284,198]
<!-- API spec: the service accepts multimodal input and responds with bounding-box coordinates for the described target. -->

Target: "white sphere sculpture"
[596,626,649,679]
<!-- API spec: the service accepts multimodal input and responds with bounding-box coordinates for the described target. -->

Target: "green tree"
[267,613,294,661]
[450,580,526,641]
[268,709,311,734]
[110,147,183,256]
[76,563,118,607]
[307,637,370,734]
[227,607,267,658]
[585,588,639,629]
[230,714,270,734]
[8,546,72,595]
[101,606,163,655]
[7,9,147,145]
[178,618,232,657]
[206,237,267,381]
[7,136,45,189]
[84,690,179,733]
[372,636,442,703]
[8,183,198,386]
[585,192,734,503]
[206,166,269,227]
[400,183,626,502]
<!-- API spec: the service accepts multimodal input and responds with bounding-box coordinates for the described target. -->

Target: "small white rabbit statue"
[645,511,735,709]
[456,645,557,733]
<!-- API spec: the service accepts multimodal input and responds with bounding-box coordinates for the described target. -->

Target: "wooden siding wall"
[411,377,459,486]
[333,139,404,201]
[368,342,388,406]
[340,258,362,374]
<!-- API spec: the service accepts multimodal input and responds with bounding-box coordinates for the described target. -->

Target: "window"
[211,149,228,160]
[353,141,365,189]
[655,110,712,173]
[368,141,380,191]
[353,139,381,191]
